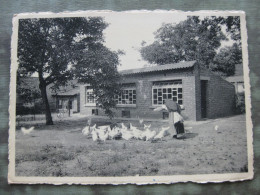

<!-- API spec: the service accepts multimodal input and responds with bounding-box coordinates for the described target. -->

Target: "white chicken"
[82,125,90,136]
[99,130,109,141]
[144,124,151,130]
[130,123,143,139]
[121,123,127,130]
[121,129,134,140]
[144,130,157,141]
[154,126,170,140]
[138,117,144,124]
[108,127,121,139]
[91,129,99,141]
[21,126,34,135]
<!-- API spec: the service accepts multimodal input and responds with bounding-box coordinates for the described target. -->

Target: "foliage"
[18,17,122,123]
[140,16,242,76]
[236,93,245,114]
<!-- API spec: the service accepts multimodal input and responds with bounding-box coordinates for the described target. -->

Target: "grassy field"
[15,114,248,177]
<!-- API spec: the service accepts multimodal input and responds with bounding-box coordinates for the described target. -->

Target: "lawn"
[15,114,248,177]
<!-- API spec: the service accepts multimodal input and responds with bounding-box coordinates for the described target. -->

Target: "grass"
[15,114,248,177]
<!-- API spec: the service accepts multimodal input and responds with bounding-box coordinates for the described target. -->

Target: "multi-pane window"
[85,86,95,104]
[152,80,183,105]
[115,85,136,105]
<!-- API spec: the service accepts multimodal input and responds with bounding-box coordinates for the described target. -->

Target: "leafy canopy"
[140,16,242,76]
[18,17,122,120]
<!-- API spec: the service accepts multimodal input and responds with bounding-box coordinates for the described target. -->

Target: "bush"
[236,93,245,114]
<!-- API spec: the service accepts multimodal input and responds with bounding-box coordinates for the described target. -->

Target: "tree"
[140,16,242,76]
[211,43,242,76]
[18,17,122,124]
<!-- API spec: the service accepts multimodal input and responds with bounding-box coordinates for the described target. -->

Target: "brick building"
[80,61,236,121]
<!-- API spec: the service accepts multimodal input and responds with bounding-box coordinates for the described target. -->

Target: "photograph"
[8,10,253,184]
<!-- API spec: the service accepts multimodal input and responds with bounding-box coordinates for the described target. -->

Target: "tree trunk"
[39,78,53,125]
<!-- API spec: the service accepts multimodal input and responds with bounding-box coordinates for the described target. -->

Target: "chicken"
[21,126,34,135]
[99,130,109,141]
[121,123,127,130]
[144,129,157,141]
[91,129,99,141]
[129,123,143,139]
[138,117,144,124]
[144,124,151,130]
[82,126,90,136]
[121,129,134,140]
[108,127,121,139]
[154,126,170,140]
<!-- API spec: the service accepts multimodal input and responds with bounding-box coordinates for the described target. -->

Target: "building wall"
[199,67,236,118]
[80,68,198,120]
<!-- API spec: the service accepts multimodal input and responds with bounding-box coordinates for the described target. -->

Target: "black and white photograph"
[8,10,253,184]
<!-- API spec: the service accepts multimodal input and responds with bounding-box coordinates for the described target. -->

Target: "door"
[201,80,207,118]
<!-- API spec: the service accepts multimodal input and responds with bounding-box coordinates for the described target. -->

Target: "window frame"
[115,87,137,107]
[84,86,96,106]
[152,80,183,106]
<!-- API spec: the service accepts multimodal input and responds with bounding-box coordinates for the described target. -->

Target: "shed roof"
[119,61,196,75]
[52,86,79,96]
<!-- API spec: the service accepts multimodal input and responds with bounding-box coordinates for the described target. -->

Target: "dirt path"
[15,114,248,176]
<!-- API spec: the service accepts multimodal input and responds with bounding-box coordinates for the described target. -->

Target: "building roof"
[226,76,244,83]
[52,86,79,96]
[119,61,196,75]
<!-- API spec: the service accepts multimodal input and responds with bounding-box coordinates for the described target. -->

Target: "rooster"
[21,126,34,135]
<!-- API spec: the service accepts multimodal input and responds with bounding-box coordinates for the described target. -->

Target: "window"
[115,84,136,105]
[85,86,96,105]
[122,110,131,118]
[58,99,63,109]
[152,80,183,105]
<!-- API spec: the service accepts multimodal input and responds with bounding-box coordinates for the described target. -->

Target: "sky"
[86,12,188,70]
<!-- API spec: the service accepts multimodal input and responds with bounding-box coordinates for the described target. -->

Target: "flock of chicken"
[82,122,171,142]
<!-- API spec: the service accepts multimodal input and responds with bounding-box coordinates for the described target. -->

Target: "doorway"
[200,80,208,118]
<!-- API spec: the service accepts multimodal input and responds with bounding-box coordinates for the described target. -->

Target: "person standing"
[154,99,185,139]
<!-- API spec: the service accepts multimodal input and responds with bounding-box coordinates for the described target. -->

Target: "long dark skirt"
[174,121,185,134]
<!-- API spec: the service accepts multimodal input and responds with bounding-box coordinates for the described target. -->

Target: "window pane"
[163,88,166,93]
[154,100,157,104]
[158,92,162,96]
[178,100,183,104]
[168,94,172,99]
[178,88,182,93]
[163,94,167,99]
[173,91,177,96]
[168,88,171,93]
[178,94,182,98]
[173,97,177,101]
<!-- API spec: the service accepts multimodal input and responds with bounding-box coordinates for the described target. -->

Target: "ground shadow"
[183,133,198,139]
